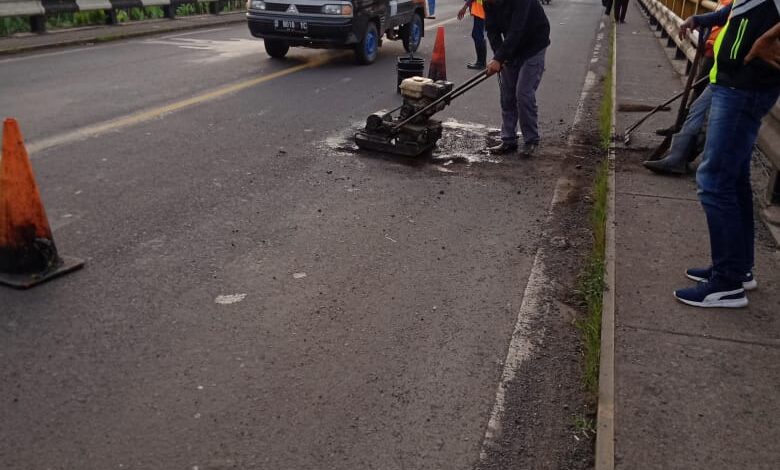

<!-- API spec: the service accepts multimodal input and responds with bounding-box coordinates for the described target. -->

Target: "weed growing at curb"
[572,412,596,440]
[576,157,609,399]
[576,21,613,401]
[598,23,615,150]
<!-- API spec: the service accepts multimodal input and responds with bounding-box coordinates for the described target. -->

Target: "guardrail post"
[771,172,780,204]
[29,15,46,33]
[106,9,118,25]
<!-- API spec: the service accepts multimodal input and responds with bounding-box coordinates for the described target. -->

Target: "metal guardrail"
[0,0,229,33]
[637,0,780,209]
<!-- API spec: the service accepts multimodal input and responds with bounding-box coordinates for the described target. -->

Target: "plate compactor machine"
[354,71,490,157]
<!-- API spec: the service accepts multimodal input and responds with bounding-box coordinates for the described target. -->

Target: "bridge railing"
[637,0,780,216]
[0,0,232,33]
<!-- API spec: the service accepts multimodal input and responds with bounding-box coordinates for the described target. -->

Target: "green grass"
[573,412,596,440]
[598,23,615,150]
[1,7,169,36]
[1,16,32,36]
[576,157,609,399]
[176,3,212,16]
[221,0,246,12]
[575,22,614,401]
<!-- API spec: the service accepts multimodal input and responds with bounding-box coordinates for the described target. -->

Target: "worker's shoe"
[655,126,676,136]
[521,142,539,157]
[643,158,687,175]
[466,62,486,70]
[674,280,748,308]
[686,267,757,290]
[488,142,517,155]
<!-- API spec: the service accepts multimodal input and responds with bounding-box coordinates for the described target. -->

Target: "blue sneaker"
[685,267,757,291]
[674,280,748,308]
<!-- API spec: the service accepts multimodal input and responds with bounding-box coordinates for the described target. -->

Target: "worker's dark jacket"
[485,0,551,64]
[696,1,780,89]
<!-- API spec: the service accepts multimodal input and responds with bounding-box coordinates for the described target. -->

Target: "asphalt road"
[0,1,604,468]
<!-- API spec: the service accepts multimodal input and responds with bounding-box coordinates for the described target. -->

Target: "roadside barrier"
[0,118,84,289]
[0,0,230,33]
[637,0,780,214]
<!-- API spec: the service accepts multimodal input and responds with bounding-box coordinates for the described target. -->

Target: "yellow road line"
[26,54,335,155]
[26,15,457,156]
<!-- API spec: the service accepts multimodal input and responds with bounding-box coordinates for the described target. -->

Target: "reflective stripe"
[730,18,748,59]
[471,0,485,19]
[710,20,729,83]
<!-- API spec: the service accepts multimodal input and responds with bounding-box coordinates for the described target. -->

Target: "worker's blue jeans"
[662,85,712,167]
[696,84,780,284]
[499,48,546,145]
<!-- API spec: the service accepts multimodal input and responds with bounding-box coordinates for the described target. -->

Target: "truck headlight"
[250,0,266,10]
[322,4,353,15]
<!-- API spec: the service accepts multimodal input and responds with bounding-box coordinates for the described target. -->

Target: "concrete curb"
[0,12,246,56]
[594,19,617,470]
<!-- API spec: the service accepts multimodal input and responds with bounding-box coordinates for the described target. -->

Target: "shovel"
[645,28,710,160]
[622,29,709,147]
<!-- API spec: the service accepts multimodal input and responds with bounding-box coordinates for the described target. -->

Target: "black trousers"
[605,0,628,22]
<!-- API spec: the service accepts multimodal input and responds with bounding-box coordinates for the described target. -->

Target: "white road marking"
[568,20,606,146]
[477,174,571,460]
[215,293,247,304]
[425,17,458,30]
[142,37,262,62]
[0,44,105,65]
[158,27,229,40]
[479,22,610,460]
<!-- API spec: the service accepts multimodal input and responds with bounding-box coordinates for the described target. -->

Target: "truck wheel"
[402,13,423,53]
[265,40,289,59]
[355,22,379,65]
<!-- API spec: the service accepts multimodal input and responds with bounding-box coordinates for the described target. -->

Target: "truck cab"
[246,0,425,64]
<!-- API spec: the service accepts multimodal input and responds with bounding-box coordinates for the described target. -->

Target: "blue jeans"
[696,84,780,284]
[472,16,485,46]
[499,48,546,145]
[663,85,712,166]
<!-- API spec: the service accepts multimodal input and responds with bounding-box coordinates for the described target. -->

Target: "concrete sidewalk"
[612,1,780,469]
[0,11,246,55]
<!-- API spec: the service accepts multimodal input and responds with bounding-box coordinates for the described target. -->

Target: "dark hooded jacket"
[485,0,551,64]
[695,1,780,89]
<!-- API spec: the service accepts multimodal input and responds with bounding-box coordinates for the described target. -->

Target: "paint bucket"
[397,55,426,93]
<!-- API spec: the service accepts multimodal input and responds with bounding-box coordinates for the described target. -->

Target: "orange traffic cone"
[0,118,83,289]
[428,26,447,82]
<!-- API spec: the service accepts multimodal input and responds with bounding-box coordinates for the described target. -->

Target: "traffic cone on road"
[428,26,447,82]
[0,118,83,289]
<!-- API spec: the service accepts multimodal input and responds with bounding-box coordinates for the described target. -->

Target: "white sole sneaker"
[673,290,749,308]
[685,272,757,291]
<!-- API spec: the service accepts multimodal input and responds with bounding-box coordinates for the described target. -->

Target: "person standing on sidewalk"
[604,0,629,23]
[674,1,780,308]
[643,0,733,175]
[484,0,551,157]
[458,0,487,70]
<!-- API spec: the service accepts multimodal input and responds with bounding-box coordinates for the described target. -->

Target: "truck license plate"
[274,20,307,32]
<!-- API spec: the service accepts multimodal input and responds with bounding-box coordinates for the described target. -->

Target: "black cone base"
[0,255,84,289]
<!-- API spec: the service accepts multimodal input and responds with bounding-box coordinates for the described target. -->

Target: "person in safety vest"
[458,0,487,70]
[483,0,551,157]
[672,0,779,308]
[643,0,733,176]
